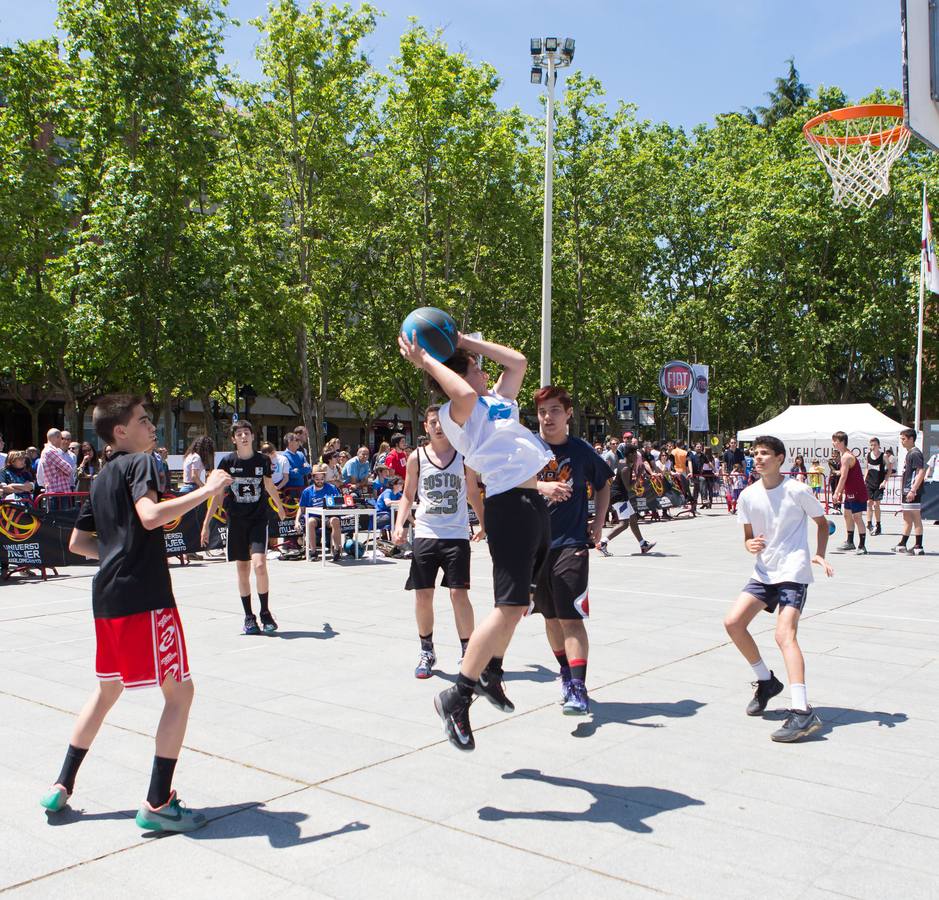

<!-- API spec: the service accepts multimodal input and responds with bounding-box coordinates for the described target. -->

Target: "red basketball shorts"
[94,607,190,689]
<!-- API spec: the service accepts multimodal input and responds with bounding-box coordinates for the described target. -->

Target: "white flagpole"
[916,182,926,433]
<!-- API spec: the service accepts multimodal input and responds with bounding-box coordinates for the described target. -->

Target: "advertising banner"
[690,364,710,432]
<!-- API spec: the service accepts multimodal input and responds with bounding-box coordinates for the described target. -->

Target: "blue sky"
[1,1,901,130]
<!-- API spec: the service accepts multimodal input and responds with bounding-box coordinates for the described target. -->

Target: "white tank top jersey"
[413,447,470,540]
[438,391,553,497]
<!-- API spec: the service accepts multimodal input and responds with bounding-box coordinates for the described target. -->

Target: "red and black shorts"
[533,545,590,620]
[95,607,190,689]
[405,538,471,591]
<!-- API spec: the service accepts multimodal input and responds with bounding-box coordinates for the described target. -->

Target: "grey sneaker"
[414,649,436,679]
[135,791,207,832]
[855,546,869,555]
[893,543,910,554]
[836,541,855,551]
[770,707,823,742]
[746,672,784,716]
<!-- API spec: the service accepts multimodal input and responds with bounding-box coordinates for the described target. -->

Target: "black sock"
[146,756,178,808]
[552,648,570,670]
[55,744,88,794]
[459,638,469,657]
[899,534,909,546]
[858,533,866,549]
[570,658,587,682]
[420,632,434,653]
[455,672,477,700]
[258,592,270,615]
[915,534,923,548]
[487,655,504,675]
[241,595,253,616]
[846,530,854,544]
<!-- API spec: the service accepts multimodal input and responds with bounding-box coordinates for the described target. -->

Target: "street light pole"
[530,37,574,389]
[540,52,556,389]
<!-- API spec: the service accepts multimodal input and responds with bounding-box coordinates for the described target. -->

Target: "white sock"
[791,683,808,712]
[750,659,771,681]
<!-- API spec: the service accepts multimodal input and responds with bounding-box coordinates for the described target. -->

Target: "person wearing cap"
[616,432,634,460]
[371,462,392,496]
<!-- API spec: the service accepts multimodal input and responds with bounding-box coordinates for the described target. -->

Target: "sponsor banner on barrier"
[628,473,687,512]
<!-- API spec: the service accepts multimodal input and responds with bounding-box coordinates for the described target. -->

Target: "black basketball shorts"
[483,488,551,607]
[226,515,269,562]
[405,538,471,591]
[533,545,590,620]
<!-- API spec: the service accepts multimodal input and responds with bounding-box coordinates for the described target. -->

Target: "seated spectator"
[295,464,343,562]
[375,475,404,530]
[373,441,390,469]
[180,436,214,493]
[342,446,371,487]
[283,432,311,488]
[321,437,341,461]
[1,451,36,505]
[322,450,343,486]
[261,441,289,490]
[370,462,392,496]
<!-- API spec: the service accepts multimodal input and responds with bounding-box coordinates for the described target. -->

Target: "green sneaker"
[135,791,207,833]
[40,784,70,812]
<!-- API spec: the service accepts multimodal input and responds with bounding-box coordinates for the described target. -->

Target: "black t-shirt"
[74,451,174,619]
[218,451,272,519]
[902,447,924,498]
[722,448,745,471]
[865,451,887,489]
[538,437,613,549]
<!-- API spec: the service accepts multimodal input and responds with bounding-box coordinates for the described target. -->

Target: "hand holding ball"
[400,307,458,363]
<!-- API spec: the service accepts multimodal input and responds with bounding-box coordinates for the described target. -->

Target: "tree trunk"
[161,387,173,451]
[297,324,317,458]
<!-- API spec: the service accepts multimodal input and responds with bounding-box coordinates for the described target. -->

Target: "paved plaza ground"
[1,511,937,898]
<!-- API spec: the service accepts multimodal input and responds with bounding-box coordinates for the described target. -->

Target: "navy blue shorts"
[742,579,808,614]
[844,499,867,514]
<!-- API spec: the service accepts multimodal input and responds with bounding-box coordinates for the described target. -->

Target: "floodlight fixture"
[530,37,542,56]
[561,37,575,61]
[544,36,558,52]
[530,66,543,84]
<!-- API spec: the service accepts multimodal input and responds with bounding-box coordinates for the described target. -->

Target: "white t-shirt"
[183,452,205,486]
[271,452,290,487]
[438,392,552,497]
[414,447,470,540]
[737,477,824,585]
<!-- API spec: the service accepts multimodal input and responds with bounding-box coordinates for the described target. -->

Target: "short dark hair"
[831,431,848,445]
[93,394,146,443]
[230,419,254,439]
[750,435,786,458]
[900,427,917,440]
[532,385,573,410]
[390,432,405,448]
[424,347,476,396]
[423,405,441,420]
[283,432,299,448]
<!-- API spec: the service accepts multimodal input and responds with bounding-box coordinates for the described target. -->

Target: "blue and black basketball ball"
[400,306,458,363]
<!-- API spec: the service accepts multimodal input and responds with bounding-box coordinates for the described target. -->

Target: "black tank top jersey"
[865,451,887,489]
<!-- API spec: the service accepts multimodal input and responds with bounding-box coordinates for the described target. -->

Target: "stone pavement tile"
[883,800,939,837]
[84,833,298,897]
[589,839,802,899]
[0,821,83,890]
[531,869,661,899]
[5,864,150,899]
[849,824,939,876]
[811,855,939,900]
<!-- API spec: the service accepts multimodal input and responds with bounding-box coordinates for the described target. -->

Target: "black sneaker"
[434,686,475,751]
[259,611,278,634]
[242,615,261,636]
[911,546,925,556]
[873,523,882,536]
[746,672,783,716]
[475,664,515,713]
[770,707,823,742]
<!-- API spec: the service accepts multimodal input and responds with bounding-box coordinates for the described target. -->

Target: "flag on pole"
[921,191,939,294]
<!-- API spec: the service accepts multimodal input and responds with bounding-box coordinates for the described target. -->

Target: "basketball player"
[723,435,833,742]
[895,427,926,555]
[393,405,486,678]
[532,386,612,715]
[831,431,868,554]
[42,395,232,830]
[605,444,656,554]
[201,420,286,634]
[398,330,552,751]
[864,437,891,536]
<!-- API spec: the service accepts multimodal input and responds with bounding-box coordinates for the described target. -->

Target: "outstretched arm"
[398,333,477,425]
[457,333,527,401]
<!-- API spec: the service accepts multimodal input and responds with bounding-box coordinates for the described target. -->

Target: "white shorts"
[615,500,635,519]
[901,502,922,512]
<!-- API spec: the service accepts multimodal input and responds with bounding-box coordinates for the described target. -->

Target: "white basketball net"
[805,112,911,208]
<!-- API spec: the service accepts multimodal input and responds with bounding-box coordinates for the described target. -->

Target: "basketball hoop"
[803,104,911,208]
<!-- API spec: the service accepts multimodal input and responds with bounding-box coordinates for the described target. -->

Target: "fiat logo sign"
[658,360,695,399]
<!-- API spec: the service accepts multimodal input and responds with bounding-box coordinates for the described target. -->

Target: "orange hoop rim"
[803,104,909,147]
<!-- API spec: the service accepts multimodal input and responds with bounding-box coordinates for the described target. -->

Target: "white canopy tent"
[737,404,909,468]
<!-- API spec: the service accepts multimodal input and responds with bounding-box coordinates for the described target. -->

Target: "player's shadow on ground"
[764,706,907,739]
[572,699,706,738]
[478,769,704,834]
[273,623,338,641]
[435,663,556,685]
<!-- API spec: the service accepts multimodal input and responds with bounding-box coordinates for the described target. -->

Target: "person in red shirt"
[831,431,869,555]
[384,433,409,479]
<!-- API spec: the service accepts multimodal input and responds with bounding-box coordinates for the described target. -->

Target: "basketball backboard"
[902,0,939,151]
